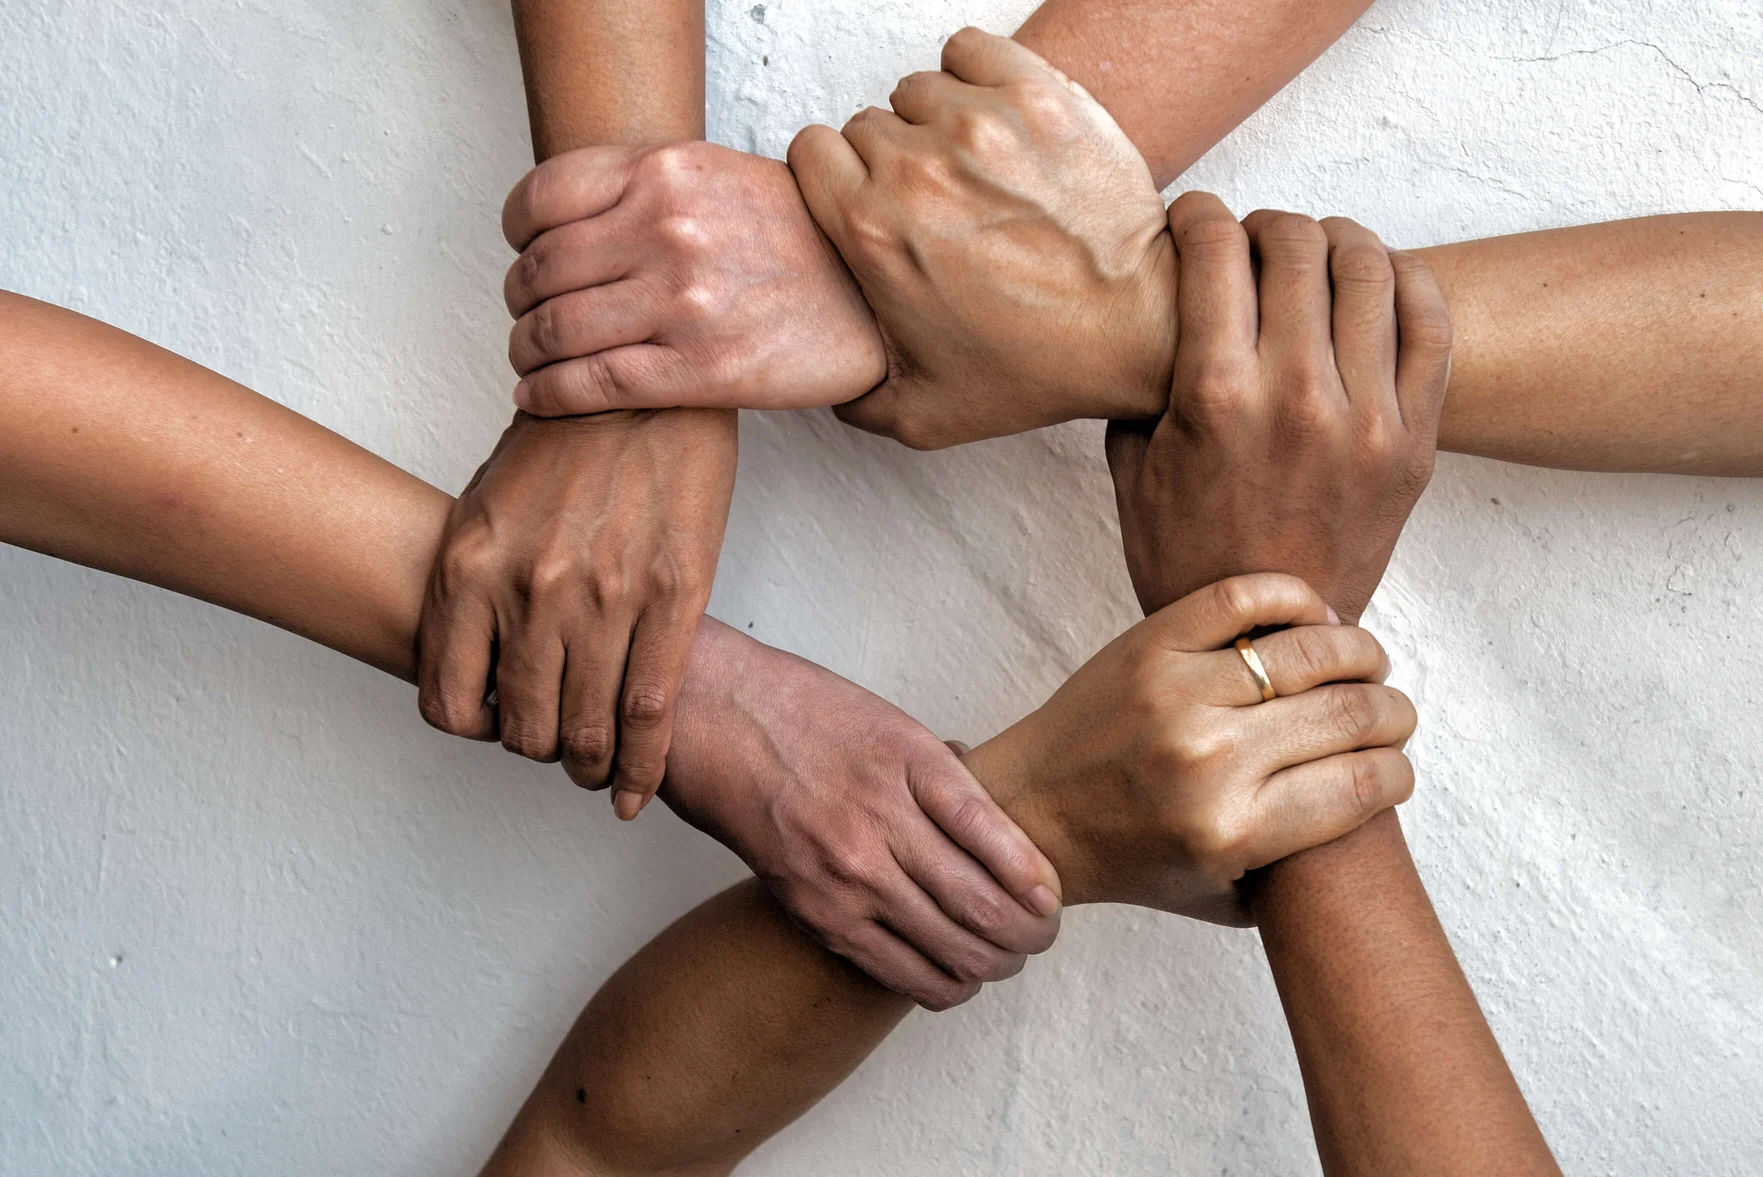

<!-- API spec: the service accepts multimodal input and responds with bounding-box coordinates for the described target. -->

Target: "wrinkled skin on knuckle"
[561,724,616,783]
[1274,371,1347,441]
[418,688,481,738]
[500,719,560,763]
[1328,686,1383,744]
[620,681,672,731]
[1173,205,1246,260]
[1256,212,1329,259]
[1330,243,1396,295]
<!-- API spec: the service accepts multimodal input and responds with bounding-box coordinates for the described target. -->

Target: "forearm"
[1248,812,1558,1175]
[0,291,437,679]
[1014,0,1372,189]
[483,880,910,1177]
[512,0,703,155]
[1417,212,1763,475]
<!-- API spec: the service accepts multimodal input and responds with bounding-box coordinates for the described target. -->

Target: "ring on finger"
[1234,637,1277,703]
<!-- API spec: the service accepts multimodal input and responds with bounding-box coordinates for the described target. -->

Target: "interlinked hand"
[1108,195,1453,622]
[418,409,735,817]
[501,142,884,417]
[663,619,1063,1011]
[966,574,1414,925]
[788,28,1175,449]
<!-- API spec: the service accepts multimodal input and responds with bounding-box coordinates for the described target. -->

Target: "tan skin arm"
[1418,213,1763,475]
[1013,0,1372,190]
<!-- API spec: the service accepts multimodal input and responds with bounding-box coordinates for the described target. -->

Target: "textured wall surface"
[2,0,1761,1173]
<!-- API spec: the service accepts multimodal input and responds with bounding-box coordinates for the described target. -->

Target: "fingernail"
[1024,885,1060,917]
[1325,606,1341,626]
[613,789,646,821]
[512,380,531,410]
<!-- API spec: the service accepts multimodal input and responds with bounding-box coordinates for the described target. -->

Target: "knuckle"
[585,567,629,613]
[1256,211,1328,254]
[1174,209,1247,260]
[1329,687,1381,740]
[500,721,559,762]
[672,280,720,318]
[506,246,545,314]
[561,724,616,774]
[956,888,1010,939]
[522,552,577,599]
[438,532,498,587]
[947,949,999,985]
[1210,577,1262,633]
[621,682,672,729]
[657,212,708,253]
[1330,243,1395,293]
[1008,82,1071,130]
[418,690,478,737]
[1275,374,1341,438]
[641,140,704,190]
[1283,627,1333,686]
[1183,359,1252,420]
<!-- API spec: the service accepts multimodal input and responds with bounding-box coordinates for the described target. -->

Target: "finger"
[504,211,644,319]
[889,69,985,126]
[893,825,1059,956]
[1242,209,1335,379]
[607,605,699,819]
[558,619,634,791]
[841,921,981,1012]
[415,588,499,741]
[940,26,1048,87]
[786,123,868,245]
[515,344,716,417]
[838,105,915,173]
[502,145,639,251]
[912,744,1063,917]
[1244,682,1417,772]
[494,611,568,763]
[1203,623,1391,706]
[1245,747,1415,868]
[1319,216,1399,418]
[1166,191,1258,366]
[1152,573,1336,653]
[872,869,1027,989]
[1390,249,1455,436]
[507,282,658,378]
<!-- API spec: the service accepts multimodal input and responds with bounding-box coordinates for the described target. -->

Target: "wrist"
[961,717,1086,907]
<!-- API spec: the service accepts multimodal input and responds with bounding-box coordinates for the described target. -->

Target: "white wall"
[2,0,1760,1172]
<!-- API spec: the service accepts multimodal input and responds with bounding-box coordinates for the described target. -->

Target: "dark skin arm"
[1250,817,1560,1176]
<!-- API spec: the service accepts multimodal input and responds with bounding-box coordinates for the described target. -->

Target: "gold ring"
[1234,637,1277,703]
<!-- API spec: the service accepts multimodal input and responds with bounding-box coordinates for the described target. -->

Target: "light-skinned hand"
[966,573,1414,925]
[501,142,884,417]
[663,618,1063,1011]
[1108,196,1454,622]
[788,27,1175,448]
[418,409,735,817]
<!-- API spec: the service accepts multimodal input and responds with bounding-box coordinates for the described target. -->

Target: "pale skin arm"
[0,289,1075,1009]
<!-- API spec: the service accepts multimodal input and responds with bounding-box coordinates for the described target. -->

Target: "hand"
[1107,195,1453,621]
[966,574,1415,924]
[787,28,1175,449]
[663,619,1063,1011]
[417,409,735,817]
[500,142,885,416]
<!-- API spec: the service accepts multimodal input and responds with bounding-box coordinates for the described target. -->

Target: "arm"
[1250,813,1559,1175]
[1013,0,1370,189]
[496,0,1373,419]
[489,571,1418,1176]
[1420,212,1763,476]
[0,289,1064,1009]
[415,0,734,817]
